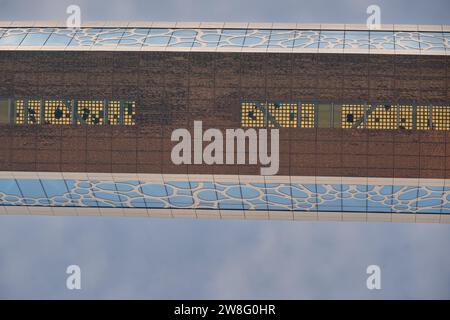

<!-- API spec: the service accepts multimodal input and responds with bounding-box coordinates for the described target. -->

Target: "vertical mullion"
[103,99,109,125]
[8,98,13,124]
[72,98,78,125]
[313,102,319,128]
[412,104,417,130]
[40,98,45,124]
[429,104,433,130]
[24,98,29,125]
[119,100,125,125]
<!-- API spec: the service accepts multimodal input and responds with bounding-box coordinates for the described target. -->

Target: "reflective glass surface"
[0,178,449,215]
[0,27,445,53]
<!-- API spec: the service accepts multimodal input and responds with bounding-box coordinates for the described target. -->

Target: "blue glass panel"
[20,32,52,46]
[171,29,197,37]
[418,32,445,51]
[94,29,124,46]
[168,29,197,47]
[0,179,22,197]
[44,32,74,46]
[319,30,344,49]
[344,31,370,49]
[68,28,102,46]
[268,30,296,48]
[118,29,150,46]
[370,31,395,49]
[243,29,271,48]
[0,33,26,45]
[41,179,69,197]
[144,35,171,46]
[16,179,46,198]
[394,32,421,50]
[218,29,247,47]
[444,33,450,50]
[293,30,320,48]
[194,29,222,47]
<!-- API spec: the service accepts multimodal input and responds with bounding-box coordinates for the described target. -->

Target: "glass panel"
[319,30,345,49]
[168,29,197,47]
[370,31,395,49]
[293,30,320,48]
[333,104,342,128]
[193,29,222,47]
[68,28,102,46]
[118,28,150,46]
[268,30,296,48]
[317,103,332,128]
[93,29,124,46]
[0,32,26,46]
[41,179,69,197]
[344,31,370,49]
[16,179,46,199]
[243,29,271,48]
[0,99,9,124]
[418,32,445,51]
[144,29,172,46]
[444,32,450,50]
[20,31,52,46]
[0,179,22,199]
[44,32,74,46]
[394,31,421,50]
[218,29,247,47]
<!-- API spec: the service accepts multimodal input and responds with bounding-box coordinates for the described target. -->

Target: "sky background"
[0,0,449,299]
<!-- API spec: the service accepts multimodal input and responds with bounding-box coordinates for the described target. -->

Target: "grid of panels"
[241,102,450,131]
[398,105,413,130]
[366,105,398,129]
[267,102,297,128]
[241,102,265,127]
[77,100,104,125]
[15,99,41,124]
[0,27,447,54]
[11,98,136,126]
[123,101,136,125]
[107,100,121,125]
[300,104,315,128]
[0,178,449,215]
[431,106,450,130]
[341,104,366,128]
[44,100,72,125]
[417,106,432,130]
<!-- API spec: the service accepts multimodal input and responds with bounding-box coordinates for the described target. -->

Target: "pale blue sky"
[0,0,449,299]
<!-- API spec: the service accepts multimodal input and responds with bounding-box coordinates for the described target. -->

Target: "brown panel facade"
[0,51,449,178]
